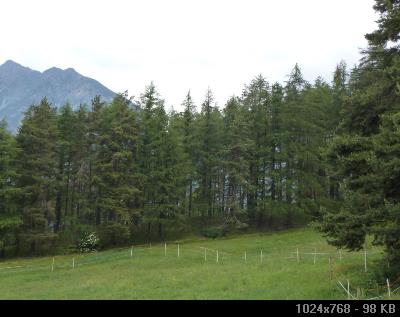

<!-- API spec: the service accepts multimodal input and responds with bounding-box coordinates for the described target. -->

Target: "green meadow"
[0,228,397,300]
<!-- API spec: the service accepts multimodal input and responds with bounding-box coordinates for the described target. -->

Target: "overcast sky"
[1,0,378,111]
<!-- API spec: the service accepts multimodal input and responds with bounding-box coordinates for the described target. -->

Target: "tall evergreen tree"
[242,75,271,221]
[94,93,142,244]
[180,91,198,217]
[320,0,400,275]
[196,88,223,217]
[15,98,59,254]
[139,83,186,239]
[0,121,21,256]
[221,96,251,226]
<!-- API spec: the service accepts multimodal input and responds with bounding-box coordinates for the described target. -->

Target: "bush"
[200,227,226,239]
[17,233,58,256]
[78,232,99,253]
[98,223,130,247]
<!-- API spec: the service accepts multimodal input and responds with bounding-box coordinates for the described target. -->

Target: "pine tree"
[196,88,223,217]
[54,103,76,232]
[320,0,400,273]
[241,75,271,221]
[87,96,106,226]
[15,98,59,254]
[221,96,251,227]
[270,83,285,204]
[180,91,198,216]
[139,83,186,239]
[0,121,21,257]
[94,93,142,244]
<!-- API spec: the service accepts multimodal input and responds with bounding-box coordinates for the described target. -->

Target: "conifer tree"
[180,91,198,216]
[242,75,271,221]
[94,93,142,243]
[320,0,400,273]
[196,88,223,217]
[0,121,21,256]
[221,96,251,226]
[15,98,59,253]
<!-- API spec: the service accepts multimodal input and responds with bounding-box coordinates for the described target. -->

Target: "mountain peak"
[0,61,117,132]
[43,67,63,74]
[65,67,77,73]
[3,59,19,65]
[0,60,25,70]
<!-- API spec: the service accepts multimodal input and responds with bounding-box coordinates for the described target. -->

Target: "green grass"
[0,227,397,299]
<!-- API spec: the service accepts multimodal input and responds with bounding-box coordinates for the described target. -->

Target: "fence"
[0,241,395,300]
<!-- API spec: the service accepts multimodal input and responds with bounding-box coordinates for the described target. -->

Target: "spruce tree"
[221,96,251,227]
[15,98,59,254]
[320,0,400,274]
[0,121,21,256]
[180,91,198,217]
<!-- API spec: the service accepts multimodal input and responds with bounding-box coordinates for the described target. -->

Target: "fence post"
[329,256,333,280]
[131,246,133,257]
[204,248,207,262]
[260,250,263,263]
[178,244,180,257]
[347,280,350,300]
[297,247,299,263]
[245,251,247,263]
[164,242,167,256]
[216,250,219,263]
[364,242,367,273]
[72,257,75,269]
[52,257,55,272]
[314,248,317,265]
[387,278,391,298]
[339,249,342,262]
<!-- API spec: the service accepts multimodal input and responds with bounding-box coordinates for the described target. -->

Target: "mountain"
[0,60,117,132]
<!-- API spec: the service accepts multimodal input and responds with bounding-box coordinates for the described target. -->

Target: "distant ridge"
[0,60,117,132]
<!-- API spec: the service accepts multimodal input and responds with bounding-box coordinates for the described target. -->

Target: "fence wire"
[0,242,395,300]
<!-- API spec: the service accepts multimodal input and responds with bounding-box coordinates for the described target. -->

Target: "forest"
[0,0,399,280]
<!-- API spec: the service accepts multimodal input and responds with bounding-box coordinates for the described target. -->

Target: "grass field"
[0,227,398,300]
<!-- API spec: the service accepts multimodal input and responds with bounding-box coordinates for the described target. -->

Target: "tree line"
[0,63,343,256]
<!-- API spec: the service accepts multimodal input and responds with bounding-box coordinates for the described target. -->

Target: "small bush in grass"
[78,232,99,253]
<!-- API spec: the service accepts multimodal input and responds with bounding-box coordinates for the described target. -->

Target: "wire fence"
[337,278,400,300]
[0,241,395,300]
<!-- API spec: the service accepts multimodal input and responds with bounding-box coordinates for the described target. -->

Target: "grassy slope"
[0,227,396,299]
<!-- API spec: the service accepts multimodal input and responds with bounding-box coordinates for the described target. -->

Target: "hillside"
[0,228,394,300]
[0,60,116,131]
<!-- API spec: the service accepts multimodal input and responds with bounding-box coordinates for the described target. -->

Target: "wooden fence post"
[387,278,391,298]
[347,280,350,300]
[314,248,316,265]
[364,242,367,273]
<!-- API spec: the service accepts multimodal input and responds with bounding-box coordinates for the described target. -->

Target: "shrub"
[98,223,130,247]
[200,227,226,239]
[78,232,99,253]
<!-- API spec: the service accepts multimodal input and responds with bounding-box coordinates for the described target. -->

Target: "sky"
[0,0,378,111]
